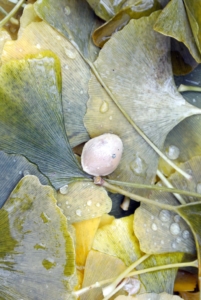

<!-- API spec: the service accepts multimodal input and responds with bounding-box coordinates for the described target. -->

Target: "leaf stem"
[156,170,186,204]
[178,84,201,92]
[105,178,201,199]
[102,254,150,298]
[85,60,191,181]
[128,260,198,277]
[94,177,176,212]
[0,0,25,28]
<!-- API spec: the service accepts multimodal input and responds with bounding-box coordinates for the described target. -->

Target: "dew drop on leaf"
[165,145,180,160]
[64,47,76,59]
[174,214,181,223]
[159,210,171,222]
[59,185,68,195]
[196,182,201,194]
[76,209,82,216]
[151,223,158,231]
[170,223,181,235]
[64,6,71,15]
[130,154,147,176]
[182,230,190,239]
[100,101,109,113]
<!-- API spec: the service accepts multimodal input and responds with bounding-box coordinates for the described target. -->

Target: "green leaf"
[176,202,201,287]
[0,175,76,300]
[0,52,87,189]
[84,11,201,192]
[154,0,201,64]
[0,150,49,208]
[92,0,160,47]
[184,0,201,55]
[2,16,90,147]
[34,0,100,61]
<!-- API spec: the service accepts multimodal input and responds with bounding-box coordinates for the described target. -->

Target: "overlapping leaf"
[154,0,201,65]
[56,181,112,223]
[0,151,49,208]
[2,7,90,147]
[34,0,100,61]
[0,52,88,189]
[92,0,160,47]
[93,215,184,294]
[84,11,201,192]
[0,175,76,300]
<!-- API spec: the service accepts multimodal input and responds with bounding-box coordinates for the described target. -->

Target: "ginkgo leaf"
[34,0,100,61]
[115,292,184,300]
[134,157,201,255]
[0,175,76,300]
[2,12,90,147]
[92,0,160,47]
[56,180,112,223]
[183,0,201,55]
[176,202,201,288]
[80,250,127,300]
[84,11,201,191]
[0,150,49,208]
[93,215,185,293]
[0,52,88,189]
[18,3,41,37]
[154,0,201,64]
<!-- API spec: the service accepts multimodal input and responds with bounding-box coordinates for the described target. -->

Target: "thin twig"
[0,0,25,28]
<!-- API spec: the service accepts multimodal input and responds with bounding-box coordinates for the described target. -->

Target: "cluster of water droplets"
[146,209,193,251]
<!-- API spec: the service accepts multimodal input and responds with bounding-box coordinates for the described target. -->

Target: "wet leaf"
[34,0,100,61]
[93,215,184,293]
[0,52,87,189]
[18,3,41,37]
[84,11,201,193]
[184,0,201,55]
[134,157,201,255]
[80,250,127,300]
[2,13,90,147]
[154,0,201,64]
[92,0,160,47]
[56,180,112,223]
[0,150,49,208]
[73,217,101,267]
[176,202,201,287]
[0,175,76,300]
[0,28,10,58]
[115,293,184,300]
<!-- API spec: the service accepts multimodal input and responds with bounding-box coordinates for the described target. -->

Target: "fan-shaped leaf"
[0,52,87,189]
[84,11,201,191]
[0,175,76,300]
[2,13,90,147]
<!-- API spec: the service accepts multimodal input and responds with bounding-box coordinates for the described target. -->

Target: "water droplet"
[64,47,76,59]
[100,101,109,113]
[151,215,154,220]
[182,230,190,239]
[166,145,180,160]
[170,223,181,235]
[130,154,147,176]
[36,43,41,49]
[59,184,68,194]
[80,90,83,94]
[109,115,113,120]
[75,209,82,217]
[64,64,69,70]
[19,171,22,175]
[176,237,181,243]
[151,223,157,231]
[174,214,181,223]
[159,210,171,222]
[67,216,71,221]
[96,203,100,207]
[161,240,164,245]
[112,154,116,159]
[87,200,92,206]
[56,35,61,40]
[171,241,177,249]
[197,182,201,194]
[64,5,71,15]
[66,201,69,205]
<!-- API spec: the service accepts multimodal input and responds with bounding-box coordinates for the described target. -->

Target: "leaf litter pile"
[1,0,201,299]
